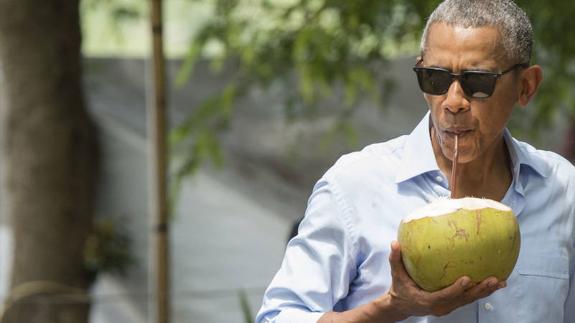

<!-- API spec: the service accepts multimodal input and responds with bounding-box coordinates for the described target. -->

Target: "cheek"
[474,101,514,134]
[424,94,442,113]
[423,94,432,107]
[488,82,520,119]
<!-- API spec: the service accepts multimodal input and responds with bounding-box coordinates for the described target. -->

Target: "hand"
[319,241,507,323]
[381,241,507,319]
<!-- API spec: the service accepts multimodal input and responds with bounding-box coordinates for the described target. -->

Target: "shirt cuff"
[274,308,325,323]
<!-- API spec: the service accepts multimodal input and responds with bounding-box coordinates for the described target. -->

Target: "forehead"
[424,22,505,69]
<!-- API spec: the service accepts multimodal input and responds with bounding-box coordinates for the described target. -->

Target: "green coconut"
[397,197,520,292]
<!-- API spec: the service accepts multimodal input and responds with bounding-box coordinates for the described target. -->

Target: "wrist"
[318,293,411,323]
[368,293,410,323]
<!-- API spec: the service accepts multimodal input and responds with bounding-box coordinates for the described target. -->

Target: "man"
[256,0,575,322]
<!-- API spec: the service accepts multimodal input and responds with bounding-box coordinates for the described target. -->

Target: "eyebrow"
[427,64,497,73]
[465,66,495,72]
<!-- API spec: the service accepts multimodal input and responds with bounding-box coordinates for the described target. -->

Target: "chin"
[440,144,476,164]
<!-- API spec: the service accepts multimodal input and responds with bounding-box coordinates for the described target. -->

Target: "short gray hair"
[420,0,533,64]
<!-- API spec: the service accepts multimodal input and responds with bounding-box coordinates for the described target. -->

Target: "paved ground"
[87,110,291,323]
[89,166,290,322]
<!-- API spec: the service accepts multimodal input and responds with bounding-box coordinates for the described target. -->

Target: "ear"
[415,56,423,65]
[517,65,543,107]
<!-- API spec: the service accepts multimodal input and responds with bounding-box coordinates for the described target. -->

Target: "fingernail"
[487,280,496,288]
[461,277,470,287]
[498,281,507,288]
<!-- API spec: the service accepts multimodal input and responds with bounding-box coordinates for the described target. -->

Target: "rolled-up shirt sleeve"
[256,177,357,323]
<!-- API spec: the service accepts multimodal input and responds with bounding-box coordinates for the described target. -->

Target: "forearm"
[318,294,409,323]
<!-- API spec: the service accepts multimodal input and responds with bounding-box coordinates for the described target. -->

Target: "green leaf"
[170,0,575,182]
[238,289,253,323]
[176,42,202,87]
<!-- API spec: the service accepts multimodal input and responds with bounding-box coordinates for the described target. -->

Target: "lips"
[444,128,473,135]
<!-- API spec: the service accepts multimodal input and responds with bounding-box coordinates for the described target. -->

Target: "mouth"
[443,128,473,138]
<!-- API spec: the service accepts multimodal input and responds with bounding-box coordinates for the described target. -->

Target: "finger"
[432,277,493,311]
[434,277,507,312]
[478,279,507,298]
[464,277,504,301]
[431,276,472,302]
[464,279,492,300]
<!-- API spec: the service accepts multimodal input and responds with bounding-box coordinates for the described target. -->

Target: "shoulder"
[321,135,408,189]
[513,138,575,193]
[515,139,575,177]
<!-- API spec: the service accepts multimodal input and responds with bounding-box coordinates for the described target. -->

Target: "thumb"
[389,241,408,280]
[390,241,401,261]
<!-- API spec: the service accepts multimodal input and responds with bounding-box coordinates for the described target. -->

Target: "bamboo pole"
[148,0,170,322]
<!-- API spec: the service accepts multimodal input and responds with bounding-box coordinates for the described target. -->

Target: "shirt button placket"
[479,301,494,322]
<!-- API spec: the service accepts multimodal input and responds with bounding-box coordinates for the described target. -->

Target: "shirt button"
[484,302,494,311]
[435,176,443,182]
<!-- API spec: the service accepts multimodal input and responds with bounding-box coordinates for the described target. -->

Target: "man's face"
[422,22,522,163]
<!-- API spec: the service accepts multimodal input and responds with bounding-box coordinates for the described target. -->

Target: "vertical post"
[148,0,170,322]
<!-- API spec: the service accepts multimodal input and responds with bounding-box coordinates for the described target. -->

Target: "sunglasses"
[413,62,528,98]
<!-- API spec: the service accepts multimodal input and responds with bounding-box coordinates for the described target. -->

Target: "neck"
[431,128,512,201]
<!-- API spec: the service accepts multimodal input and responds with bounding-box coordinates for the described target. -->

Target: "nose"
[442,80,470,114]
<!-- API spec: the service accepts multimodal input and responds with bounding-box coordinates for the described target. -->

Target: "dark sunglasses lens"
[415,68,451,95]
[461,72,497,98]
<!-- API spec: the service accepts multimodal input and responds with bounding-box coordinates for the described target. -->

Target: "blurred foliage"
[238,289,254,323]
[82,0,144,22]
[83,217,134,282]
[81,0,144,40]
[171,0,431,186]
[171,0,575,184]
[81,0,575,188]
[512,0,575,139]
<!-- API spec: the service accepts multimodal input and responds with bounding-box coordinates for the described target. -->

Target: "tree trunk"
[0,0,98,322]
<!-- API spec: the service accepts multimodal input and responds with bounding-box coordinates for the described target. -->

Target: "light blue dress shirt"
[256,112,575,323]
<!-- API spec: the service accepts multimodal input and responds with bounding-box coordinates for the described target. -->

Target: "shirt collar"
[395,112,550,184]
[503,129,550,179]
[395,112,439,184]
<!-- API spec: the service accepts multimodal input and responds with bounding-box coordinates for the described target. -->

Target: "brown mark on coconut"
[475,210,482,235]
[440,261,452,281]
[448,219,470,241]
